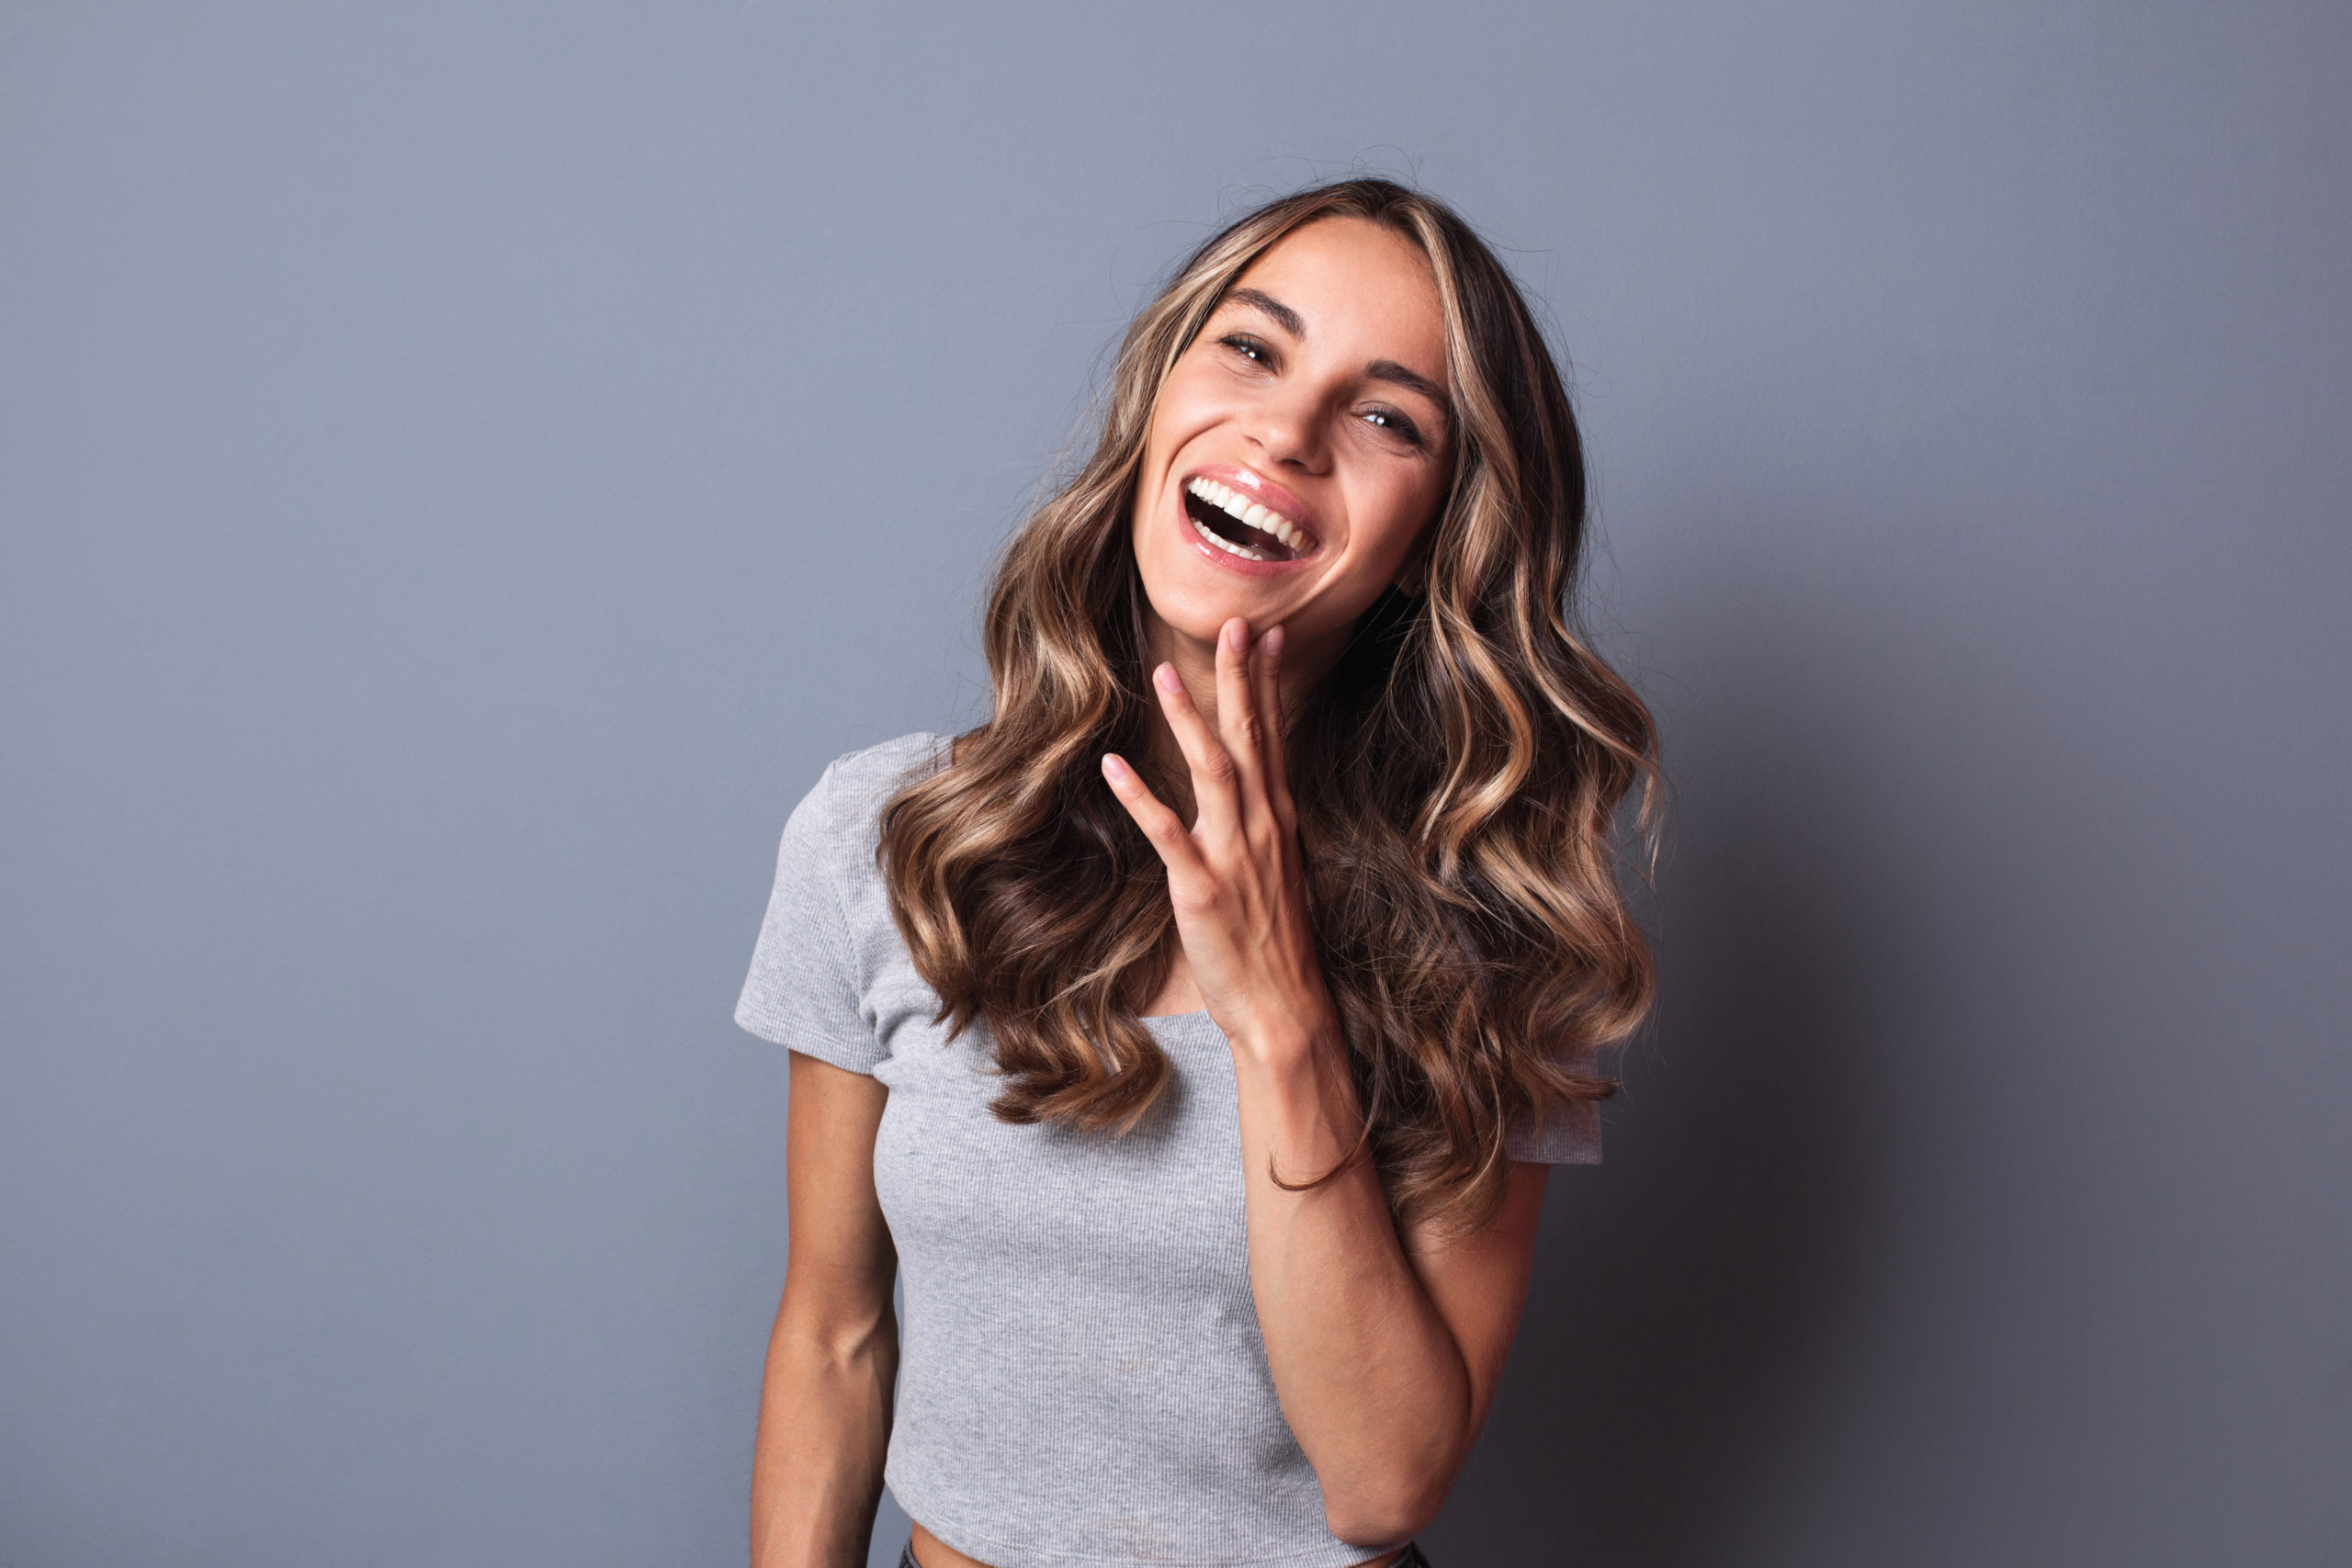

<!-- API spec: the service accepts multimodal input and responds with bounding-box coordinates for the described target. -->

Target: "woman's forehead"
[1222,220,1448,382]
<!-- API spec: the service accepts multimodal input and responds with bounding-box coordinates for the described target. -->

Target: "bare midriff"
[909,1521,1405,1568]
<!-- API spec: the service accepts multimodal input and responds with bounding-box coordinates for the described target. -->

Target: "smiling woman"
[1136,224,1451,629]
[735,180,1660,1568]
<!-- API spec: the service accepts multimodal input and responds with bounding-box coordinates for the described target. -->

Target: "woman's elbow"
[1323,1477,1450,1551]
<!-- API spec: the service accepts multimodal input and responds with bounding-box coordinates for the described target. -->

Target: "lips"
[1180,471,1320,563]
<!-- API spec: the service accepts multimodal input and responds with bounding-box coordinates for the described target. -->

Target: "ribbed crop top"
[734,734,1599,1568]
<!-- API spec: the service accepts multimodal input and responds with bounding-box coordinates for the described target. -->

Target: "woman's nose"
[1244,386,1329,474]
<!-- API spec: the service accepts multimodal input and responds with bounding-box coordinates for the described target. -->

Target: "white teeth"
[1190,514,1265,560]
[1184,476,1308,554]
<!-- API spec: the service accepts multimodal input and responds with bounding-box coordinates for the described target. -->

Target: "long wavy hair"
[880,178,1659,1231]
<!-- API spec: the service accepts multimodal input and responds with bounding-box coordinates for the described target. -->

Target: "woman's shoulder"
[786,731,952,848]
[736,732,947,1058]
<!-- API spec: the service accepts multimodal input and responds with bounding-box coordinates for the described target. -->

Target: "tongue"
[1232,520,1292,558]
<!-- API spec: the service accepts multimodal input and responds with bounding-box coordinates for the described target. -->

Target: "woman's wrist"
[1222,988,1342,1074]
[1227,999,1366,1152]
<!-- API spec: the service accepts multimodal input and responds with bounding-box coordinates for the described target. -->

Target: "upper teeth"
[1186,477,1307,551]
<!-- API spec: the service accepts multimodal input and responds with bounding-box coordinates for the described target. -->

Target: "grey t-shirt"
[735,733,1598,1568]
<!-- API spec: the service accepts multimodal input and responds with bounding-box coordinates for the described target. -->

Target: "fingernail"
[1226,620,1248,652]
[1155,664,1182,694]
[1264,625,1284,658]
[1102,753,1129,780]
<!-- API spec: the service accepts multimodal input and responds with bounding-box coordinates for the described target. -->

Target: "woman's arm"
[1102,618,1551,1546]
[1232,1047,1549,1545]
[752,1051,898,1568]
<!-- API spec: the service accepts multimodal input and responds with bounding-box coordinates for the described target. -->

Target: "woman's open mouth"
[1182,477,1318,563]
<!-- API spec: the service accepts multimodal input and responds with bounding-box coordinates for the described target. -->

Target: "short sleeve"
[732,761,889,1075]
[1502,1043,1607,1165]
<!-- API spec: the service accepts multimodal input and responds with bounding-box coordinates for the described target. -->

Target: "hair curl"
[879,178,1659,1232]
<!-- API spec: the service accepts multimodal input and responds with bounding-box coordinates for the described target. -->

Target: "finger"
[1149,664,1240,834]
[1253,624,1295,830]
[1101,753,1204,873]
[1214,617,1272,806]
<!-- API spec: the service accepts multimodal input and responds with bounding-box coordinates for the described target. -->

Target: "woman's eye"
[1361,408,1424,447]
[1221,334,1270,365]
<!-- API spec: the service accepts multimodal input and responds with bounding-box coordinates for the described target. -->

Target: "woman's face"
[1130,217,1453,680]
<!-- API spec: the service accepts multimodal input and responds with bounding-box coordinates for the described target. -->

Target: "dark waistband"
[899,1546,1430,1568]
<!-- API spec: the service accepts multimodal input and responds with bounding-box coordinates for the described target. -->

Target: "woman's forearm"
[1103,623,1549,1544]
[1230,1026,1476,1546]
[750,1297,899,1568]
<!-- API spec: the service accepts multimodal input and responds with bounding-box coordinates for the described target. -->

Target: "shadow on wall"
[1426,556,1901,1565]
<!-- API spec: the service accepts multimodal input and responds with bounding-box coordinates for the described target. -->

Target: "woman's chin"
[1143,593,1276,651]
[1136,526,1333,652]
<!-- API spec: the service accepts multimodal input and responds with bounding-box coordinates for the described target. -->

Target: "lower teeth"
[1193,516,1266,561]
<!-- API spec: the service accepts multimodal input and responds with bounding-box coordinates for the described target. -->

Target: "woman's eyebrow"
[1367,359,1450,415]
[1226,287,1306,338]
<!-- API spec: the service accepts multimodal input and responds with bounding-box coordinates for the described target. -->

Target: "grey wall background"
[4,2,2346,1564]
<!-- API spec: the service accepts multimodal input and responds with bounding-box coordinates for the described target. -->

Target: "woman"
[736,178,1658,1568]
